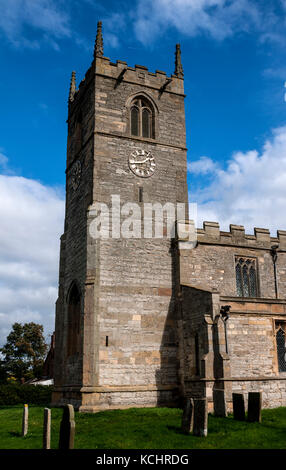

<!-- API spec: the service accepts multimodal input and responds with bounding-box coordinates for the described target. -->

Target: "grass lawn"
[0,405,286,449]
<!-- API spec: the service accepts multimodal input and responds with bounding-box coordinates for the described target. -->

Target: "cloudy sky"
[1,0,286,344]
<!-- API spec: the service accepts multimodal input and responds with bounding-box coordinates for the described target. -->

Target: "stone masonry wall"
[54,51,189,410]
[53,65,95,391]
[90,56,188,401]
[179,222,286,409]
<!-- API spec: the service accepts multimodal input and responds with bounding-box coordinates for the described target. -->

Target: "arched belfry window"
[130,97,154,139]
[67,282,81,357]
[235,257,258,298]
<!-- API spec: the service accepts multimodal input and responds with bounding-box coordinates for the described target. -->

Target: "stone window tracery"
[275,322,286,372]
[130,97,154,139]
[235,257,258,298]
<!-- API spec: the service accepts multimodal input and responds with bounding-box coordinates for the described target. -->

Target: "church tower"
[52,22,188,411]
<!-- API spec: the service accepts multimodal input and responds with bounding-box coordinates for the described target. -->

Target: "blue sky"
[1,0,286,344]
[1,0,286,187]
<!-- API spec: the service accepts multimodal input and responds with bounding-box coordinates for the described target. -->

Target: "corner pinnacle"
[174,44,184,79]
[68,71,76,102]
[94,21,103,58]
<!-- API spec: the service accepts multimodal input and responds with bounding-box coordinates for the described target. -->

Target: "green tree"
[0,323,48,383]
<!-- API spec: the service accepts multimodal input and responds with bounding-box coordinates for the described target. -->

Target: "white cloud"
[262,67,286,79]
[105,33,120,49]
[188,155,219,175]
[0,0,71,49]
[103,12,127,49]
[133,0,263,43]
[0,172,64,346]
[0,151,9,171]
[0,0,284,52]
[189,126,286,235]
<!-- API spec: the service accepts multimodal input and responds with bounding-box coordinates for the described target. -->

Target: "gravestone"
[193,398,208,437]
[22,404,28,437]
[247,392,262,423]
[232,393,245,421]
[43,408,51,449]
[58,404,75,449]
[213,389,227,417]
[181,398,194,434]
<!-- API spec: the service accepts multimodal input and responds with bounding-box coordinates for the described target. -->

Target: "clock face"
[128,149,156,178]
[71,160,82,191]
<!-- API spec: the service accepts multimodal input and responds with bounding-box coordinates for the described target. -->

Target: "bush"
[0,384,52,406]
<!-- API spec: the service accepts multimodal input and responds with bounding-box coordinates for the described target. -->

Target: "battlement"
[68,50,185,116]
[177,220,286,250]
[95,56,184,94]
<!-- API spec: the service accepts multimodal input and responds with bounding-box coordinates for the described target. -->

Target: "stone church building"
[52,22,286,412]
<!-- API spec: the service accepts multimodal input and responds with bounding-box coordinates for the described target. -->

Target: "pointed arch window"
[130,97,154,139]
[131,106,139,136]
[235,257,258,298]
[275,322,286,372]
[67,282,81,357]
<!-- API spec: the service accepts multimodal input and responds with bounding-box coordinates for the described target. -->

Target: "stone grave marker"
[213,389,227,417]
[43,408,51,449]
[232,393,245,421]
[247,392,262,423]
[181,398,194,434]
[22,404,28,437]
[193,398,208,437]
[58,404,75,449]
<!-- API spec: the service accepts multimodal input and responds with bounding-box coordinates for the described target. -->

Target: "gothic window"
[275,322,286,372]
[235,257,258,297]
[130,97,154,138]
[131,106,139,136]
[67,282,81,357]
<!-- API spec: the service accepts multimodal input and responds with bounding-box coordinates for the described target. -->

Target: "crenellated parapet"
[94,56,185,96]
[177,220,286,250]
[67,56,184,121]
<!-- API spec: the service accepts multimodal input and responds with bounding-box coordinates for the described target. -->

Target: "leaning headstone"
[181,398,194,434]
[22,404,28,437]
[247,392,262,423]
[213,389,227,417]
[232,393,245,421]
[58,404,75,449]
[193,398,208,437]
[43,408,51,449]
